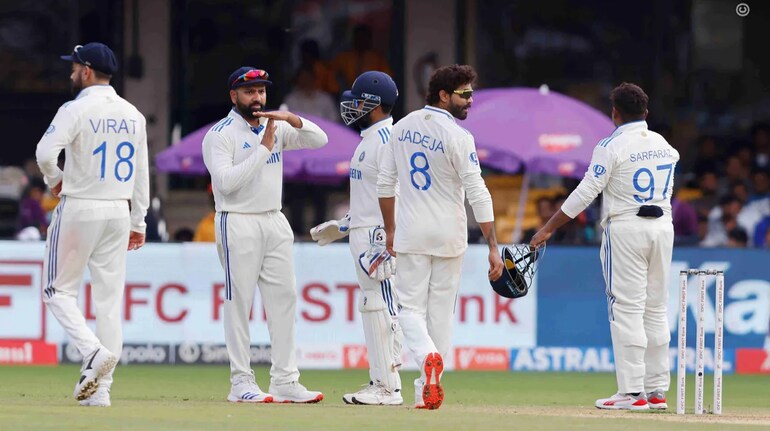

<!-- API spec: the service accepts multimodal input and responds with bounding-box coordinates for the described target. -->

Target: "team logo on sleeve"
[593,164,606,178]
[469,152,479,165]
[45,125,55,135]
[359,151,366,162]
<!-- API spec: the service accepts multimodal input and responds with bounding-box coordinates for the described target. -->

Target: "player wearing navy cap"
[311,71,403,405]
[36,42,149,407]
[203,66,328,403]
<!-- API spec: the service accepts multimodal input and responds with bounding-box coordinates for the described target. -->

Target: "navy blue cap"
[229,67,272,89]
[343,71,398,106]
[60,43,118,75]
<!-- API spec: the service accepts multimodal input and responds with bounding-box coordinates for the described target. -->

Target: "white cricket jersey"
[377,106,493,257]
[202,109,328,214]
[561,120,680,226]
[35,85,150,232]
[349,117,393,229]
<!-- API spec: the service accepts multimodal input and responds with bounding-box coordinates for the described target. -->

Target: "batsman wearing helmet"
[310,71,403,405]
[531,83,679,410]
[203,66,327,404]
[377,65,504,409]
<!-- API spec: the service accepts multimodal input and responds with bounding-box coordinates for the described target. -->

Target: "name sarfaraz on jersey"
[629,149,673,163]
[89,118,139,134]
[397,128,445,153]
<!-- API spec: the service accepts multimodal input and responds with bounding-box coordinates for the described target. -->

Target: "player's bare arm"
[51,180,63,198]
[378,196,396,256]
[530,209,573,248]
[479,221,504,280]
[254,111,303,128]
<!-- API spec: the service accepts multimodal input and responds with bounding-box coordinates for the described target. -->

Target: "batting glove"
[310,213,351,246]
[358,226,396,281]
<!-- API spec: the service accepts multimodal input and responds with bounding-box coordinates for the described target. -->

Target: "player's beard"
[70,74,84,96]
[448,100,470,120]
[354,112,374,130]
[235,99,263,120]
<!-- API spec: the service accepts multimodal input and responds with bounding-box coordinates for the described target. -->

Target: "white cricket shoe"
[595,392,650,410]
[414,378,425,408]
[269,381,324,403]
[343,382,374,404]
[646,390,668,410]
[227,374,273,403]
[351,383,402,406]
[73,346,118,401]
[79,385,111,407]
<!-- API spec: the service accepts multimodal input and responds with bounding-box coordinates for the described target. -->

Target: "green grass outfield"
[1,366,768,431]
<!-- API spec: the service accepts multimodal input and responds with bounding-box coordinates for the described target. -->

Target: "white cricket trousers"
[43,196,130,389]
[395,252,464,370]
[349,227,401,391]
[601,219,674,394]
[215,210,299,386]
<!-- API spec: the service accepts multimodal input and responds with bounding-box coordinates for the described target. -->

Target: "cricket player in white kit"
[202,67,327,403]
[378,65,504,409]
[36,43,149,407]
[310,71,403,405]
[531,83,680,410]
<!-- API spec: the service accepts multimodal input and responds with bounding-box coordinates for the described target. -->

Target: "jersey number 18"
[93,141,135,182]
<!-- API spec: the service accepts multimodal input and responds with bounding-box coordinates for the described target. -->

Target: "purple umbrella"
[154,112,360,181]
[462,87,615,179]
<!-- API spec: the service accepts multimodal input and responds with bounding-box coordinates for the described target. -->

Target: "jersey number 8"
[93,141,135,182]
[409,152,432,191]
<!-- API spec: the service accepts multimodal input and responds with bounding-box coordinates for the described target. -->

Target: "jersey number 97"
[632,163,673,203]
[93,140,135,182]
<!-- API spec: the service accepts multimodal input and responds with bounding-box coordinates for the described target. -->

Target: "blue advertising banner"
[536,247,770,349]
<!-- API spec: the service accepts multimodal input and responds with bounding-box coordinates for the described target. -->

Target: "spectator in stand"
[692,135,720,177]
[298,39,338,95]
[523,197,555,241]
[702,195,745,247]
[173,227,194,242]
[672,191,698,245]
[329,24,392,91]
[691,169,720,218]
[17,177,48,238]
[732,182,750,206]
[753,216,770,248]
[282,66,339,122]
[724,155,750,194]
[726,227,748,248]
[194,185,216,242]
[749,169,770,202]
[751,123,770,169]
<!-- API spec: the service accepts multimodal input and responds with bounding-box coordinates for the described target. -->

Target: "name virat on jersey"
[398,128,445,153]
[629,149,674,163]
[89,118,139,135]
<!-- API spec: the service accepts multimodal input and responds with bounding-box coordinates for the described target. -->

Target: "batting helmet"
[489,244,545,298]
[340,71,398,126]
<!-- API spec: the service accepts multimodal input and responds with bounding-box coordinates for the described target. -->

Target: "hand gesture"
[260,118,277,151]
[488,247,504,281]
[128,231,145,251]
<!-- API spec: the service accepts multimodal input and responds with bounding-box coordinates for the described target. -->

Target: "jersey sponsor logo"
[538,134,582,153]
[358,151,365,162]
[454,347,509,370]
[593,164,606,178]
[469,152,479,165]
[45,124,55,135]
[266,151,281,164]
[397,129,445,153]
[243,142,251,149]
[349,168,362,180]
